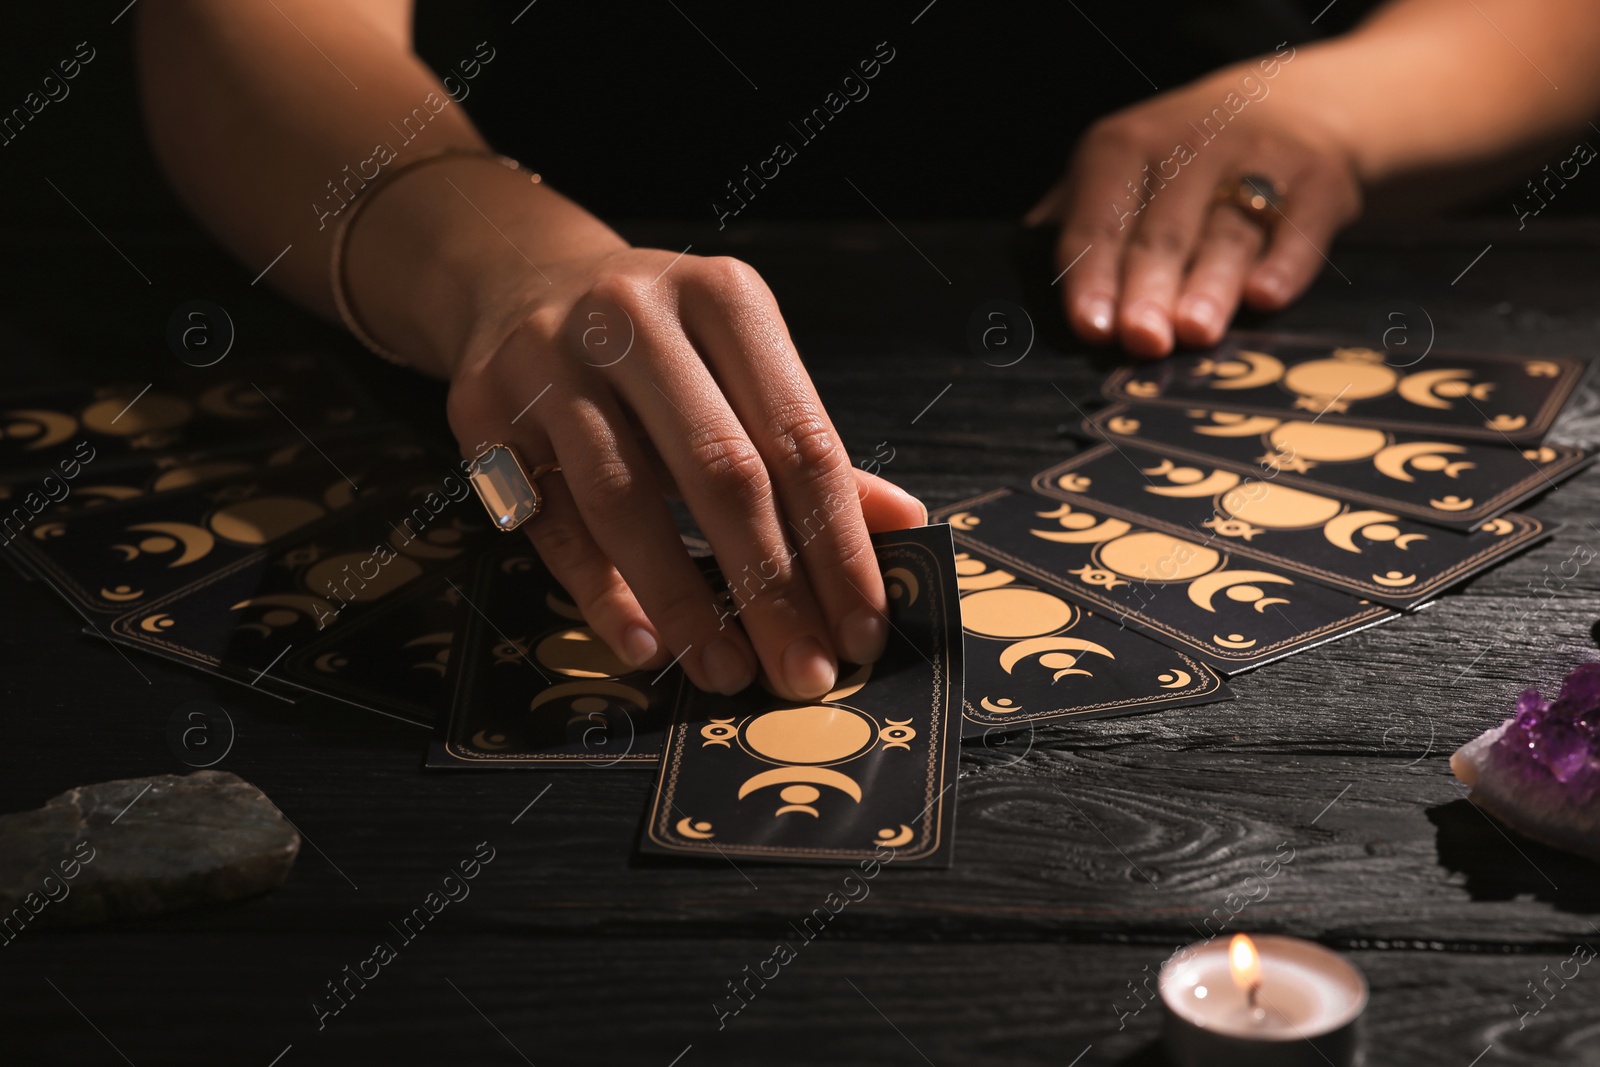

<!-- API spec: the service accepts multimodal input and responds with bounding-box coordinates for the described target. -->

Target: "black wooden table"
[3,220,1598,1066]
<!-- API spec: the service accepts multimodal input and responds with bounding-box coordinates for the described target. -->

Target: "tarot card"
[1065,403,1593,530]
[279,568,469,728]
[428,544,677,768]
[5,440,440,615]
[933,489,1396,674]
[0,353,380,478]
[108,466,496,683]
[1031,442,1549,609]
[954,541,1231,737]
[1101,334,1588,442]
[642,525,963,867]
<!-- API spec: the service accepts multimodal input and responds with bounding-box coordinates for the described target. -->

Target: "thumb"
[851,468,927,532]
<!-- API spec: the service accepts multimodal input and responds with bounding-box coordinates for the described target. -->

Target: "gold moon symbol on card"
[776,784,823,817]
[1268,422,1388,463]
[1523,447,1557,463]
[1098,532,1221,582]
[1219,483,1344,529]
[1373,570,1417,587]
[314,652,347,672]
[535,628,629,678]
[1285,353,1396,409]
[877,825,915,847]
[127,522,215,566]
[1487,414,1527,432]
[1213,633,1258,649]
[1480,517,1515,535]
[998,636,1113,680]
[1429,495,1475,511]
[1106,416,1140,434]
[82,394,192,435]
[1194,412,1283,437]
[1126,381,1160,398]
[529,680,647,716]
[960,587,1076,639]
[1397,368,1478,409]
[744,706,874,765]
[947,511,980,530]
[139,613,175,633]
[826,662,873,703]
[151,462,250,492]
[1142,463,1243,498]
[1158,670,1192,688]
[980,697,1022,714]
[738,767,863,803]
[884,567,920,606]
[1209,350,1285,390]
[101,585,144,602]
[472,731,509,751]
[1372,441,1471,482]
[1527,360,1560,377]
[1324,510,1408,553]
[675,818,715,839]
[955,561,1016,592]
[2,409,77,449]
[230,594,334,635]
[209,498,325,545]
[1187,570,1293,612]
[1031,504,1132,544]
[32,522,65,540]
[196,383,266,420]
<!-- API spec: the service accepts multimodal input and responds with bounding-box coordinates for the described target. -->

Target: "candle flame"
[1229,933,1261,994]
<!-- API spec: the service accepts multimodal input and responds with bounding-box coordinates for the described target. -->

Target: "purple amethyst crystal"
[1494,663,1600,788]
[1453,661,1600,864]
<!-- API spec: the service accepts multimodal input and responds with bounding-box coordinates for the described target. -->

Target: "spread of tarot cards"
[2,336,1587,867]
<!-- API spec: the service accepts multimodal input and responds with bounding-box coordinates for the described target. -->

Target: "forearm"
[135,0,621,376]
[1255,0,1600,185]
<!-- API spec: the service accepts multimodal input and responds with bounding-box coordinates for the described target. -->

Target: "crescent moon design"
[139,613,175,633]
[1397,368,1473,409]
[529,680,649,716]
[998,636,1114,675]
[947,511,980,531]
[825,661,873,703]
[1194,413,1283,437]
[1187,570,1293,612]
[1372,571,1418,587]
[100,585,144,602]
[1144,467,1243,498]
[127,522,216,567]
[472,730,510,751]
[877,825,916,848]
[956,568,1016,591]
[1481,518,1515,536]
[1213,633,1259,649]
[884,567,920,605]
[81,394,192,435]
[1323,510,1403,553]
[110,543,139,561]
[1031,517,1132,544]
[738,767,863,803]
[1158,670,1192,689]
[979,697,1023,714]
[675,817,716,840]
[1371,441,1470,483]
[32,522,66,540]
[231,593,336,621]
[1428,496,1476,512]
[1208,350,1285,390]
[3,409,79,450]
[314,652,347,673]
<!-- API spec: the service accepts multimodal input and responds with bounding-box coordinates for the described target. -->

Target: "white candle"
[1159,934,1367,1067]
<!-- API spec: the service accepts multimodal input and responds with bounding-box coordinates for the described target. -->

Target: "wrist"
[342,155,626,377]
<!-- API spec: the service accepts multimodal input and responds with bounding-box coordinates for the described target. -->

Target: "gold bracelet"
[329,148,535,367]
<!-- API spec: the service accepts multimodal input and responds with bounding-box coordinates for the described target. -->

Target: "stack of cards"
[5,334,1586,870]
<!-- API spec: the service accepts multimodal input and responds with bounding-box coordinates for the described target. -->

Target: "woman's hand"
[1027,50,1362,358]
[445,245,926,702]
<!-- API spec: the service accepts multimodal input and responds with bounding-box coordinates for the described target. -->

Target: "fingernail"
[838,608,888,665]
[783,636,837,700]
[1182,297,1218,331]
[702,636,753,696]
[621,625,658,669]
[1133,306,1172,347]
[1085,297,1114,335]
[1252,271,1288,304]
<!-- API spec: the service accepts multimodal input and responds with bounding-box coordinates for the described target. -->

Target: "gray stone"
[0,770,299,933]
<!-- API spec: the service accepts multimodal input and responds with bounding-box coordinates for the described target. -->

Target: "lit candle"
[1159,933,1367,1067]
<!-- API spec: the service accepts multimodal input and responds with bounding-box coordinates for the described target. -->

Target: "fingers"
[590,270,844,702]
[1174,205,1266,348]
[681,260,897,671]
[852,468,927,532]
[1057,121,1145,344]
[1244,161,1360,310]
[1114,154,1228,358]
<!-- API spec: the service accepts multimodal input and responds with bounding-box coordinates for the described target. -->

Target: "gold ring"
[1216,174,1284,224]
[467,443,561,532]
